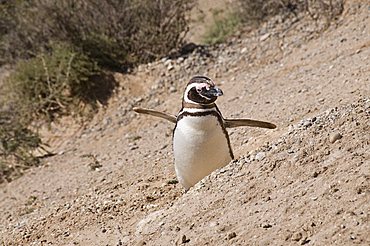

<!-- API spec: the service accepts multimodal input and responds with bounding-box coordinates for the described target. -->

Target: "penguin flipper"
[133,107,177,124]
[224,118,276,129]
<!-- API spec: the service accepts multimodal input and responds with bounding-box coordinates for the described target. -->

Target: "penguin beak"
[202,86,223,98]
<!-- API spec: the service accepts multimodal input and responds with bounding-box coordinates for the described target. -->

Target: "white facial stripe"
[184,83,209,103]
[195,83,213,100]
[195,82,210,90]
[183,82,214,103]
[180,107,218,114]
[183,84,195,103]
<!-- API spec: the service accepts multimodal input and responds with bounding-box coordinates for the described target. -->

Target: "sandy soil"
[0,1,369,245]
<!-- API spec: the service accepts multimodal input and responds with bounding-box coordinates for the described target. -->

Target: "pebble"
[303,120,312,127]
[129,145,138,150]
[312,171,319,178]
[329,132,342,143]
[255,152,266,161]
[288,125,295,133]
[181,235,190,244]
[227,232,237,240]
[291,232,303,241]
[260,33,270,41]
[209,221,219,227]
[261,223,272,228]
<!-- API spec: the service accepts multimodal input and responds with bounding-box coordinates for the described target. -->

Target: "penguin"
[134,75,276,190]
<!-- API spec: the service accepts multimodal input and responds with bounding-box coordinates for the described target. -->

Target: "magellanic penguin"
[133,75,276,190]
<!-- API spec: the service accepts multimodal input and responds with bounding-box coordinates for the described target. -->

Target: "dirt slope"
[0,1,369,245]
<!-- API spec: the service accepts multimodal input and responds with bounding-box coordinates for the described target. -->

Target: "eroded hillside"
[0,1,369,245]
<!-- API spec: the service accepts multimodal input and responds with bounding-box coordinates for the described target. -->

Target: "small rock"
[329,132,342,143]
[303,120,312,127]
[255,152,266,161]
[261,223,272,228]
[227,232,237,240]
[260,33,270,41]
[167,179,178,185]
[301,238,310,245]
[209,221,219,227]
[291,232,303,241]
[130,145,138,151]
[135,240,146,246]
[181,235,190,244]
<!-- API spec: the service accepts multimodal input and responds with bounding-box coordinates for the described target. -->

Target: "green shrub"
[0,110,41,183]
[5,43,102,121]
[203,11,241,45]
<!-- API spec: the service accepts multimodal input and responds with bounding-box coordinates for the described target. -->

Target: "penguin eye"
[196,86,203,94]
[200,87,208,94]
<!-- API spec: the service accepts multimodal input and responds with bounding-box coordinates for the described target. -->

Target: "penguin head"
[183,76,223,105]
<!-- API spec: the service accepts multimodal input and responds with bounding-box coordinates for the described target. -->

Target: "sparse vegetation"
[238,0,344,27]
[0,110,41,183]
[203,0,344,45]
[0,0,345,184]
[203,11,241,44]
[4,43,102,122]
[0,0,194,69]
[0,0,194,183]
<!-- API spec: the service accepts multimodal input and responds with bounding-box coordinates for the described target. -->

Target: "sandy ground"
[0,1,369,245]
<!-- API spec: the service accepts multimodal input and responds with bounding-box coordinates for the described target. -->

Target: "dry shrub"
[0,0,194,70]
[0,110,41,183]
[4,43,102,122]
[238,0,344,27]
[0,0,194,183]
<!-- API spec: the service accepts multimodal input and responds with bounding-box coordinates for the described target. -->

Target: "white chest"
[173,114,232,189]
